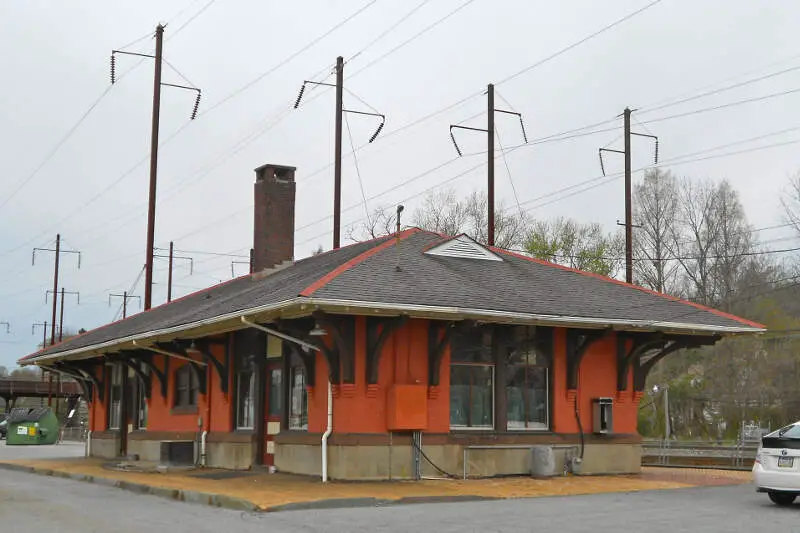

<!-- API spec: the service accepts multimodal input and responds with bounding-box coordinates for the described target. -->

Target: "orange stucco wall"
[89,364,106,432]
[306,318,454,434]
[86,322,641,439]
[85,339,234,435]
[551,330,639,435]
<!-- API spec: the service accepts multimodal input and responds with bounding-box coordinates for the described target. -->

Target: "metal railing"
[59,426,88,442]
[641,440,758,470]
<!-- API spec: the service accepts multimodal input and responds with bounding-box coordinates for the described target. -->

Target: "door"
[262,364,283,466]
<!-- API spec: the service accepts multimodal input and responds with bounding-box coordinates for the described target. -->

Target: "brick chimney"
[253,163,296,272]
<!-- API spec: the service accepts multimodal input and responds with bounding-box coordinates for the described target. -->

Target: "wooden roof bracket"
[366,315,408,384]
[566,328,611,390]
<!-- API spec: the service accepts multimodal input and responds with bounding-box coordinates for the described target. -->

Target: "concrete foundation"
[275,441,642,480]
[125,435,256,470]
[89,434,119,459]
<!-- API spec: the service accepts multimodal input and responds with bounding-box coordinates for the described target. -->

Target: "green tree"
[524,217,624,277]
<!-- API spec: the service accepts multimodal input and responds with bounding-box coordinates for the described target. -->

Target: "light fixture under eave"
[309,322,327,337]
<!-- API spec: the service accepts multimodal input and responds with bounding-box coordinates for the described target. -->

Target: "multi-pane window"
[289,363,308,430]
[236,354,256,430]
[108,364,123,430]
[450,328,494,429]
[133,364,149,429]
[174,365,199,409]
[506,327,549,430]
[267,368,283,418]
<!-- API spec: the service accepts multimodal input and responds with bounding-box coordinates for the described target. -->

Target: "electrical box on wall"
[592,397,613,435]
[386,384,428,431]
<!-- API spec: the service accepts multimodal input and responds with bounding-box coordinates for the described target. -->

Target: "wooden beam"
[366,316,408,384]
[566,329,610,390]
[428,321,456,386]
[313,312,354,384]
[616,333,665,391]
[193,340,229,395]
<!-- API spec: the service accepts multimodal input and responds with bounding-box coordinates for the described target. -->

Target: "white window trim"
[236,371,256,430]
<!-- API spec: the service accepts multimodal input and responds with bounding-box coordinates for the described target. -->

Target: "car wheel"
[768,492,797,506]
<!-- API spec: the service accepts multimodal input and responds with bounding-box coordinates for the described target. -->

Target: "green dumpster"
[6,407,58,445]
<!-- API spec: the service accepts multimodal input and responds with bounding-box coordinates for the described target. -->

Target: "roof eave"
[20,297,763,366]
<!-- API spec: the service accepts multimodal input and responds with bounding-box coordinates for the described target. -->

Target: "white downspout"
[200,430,208,467]
[321,380,333,483]
[86,430,92,457]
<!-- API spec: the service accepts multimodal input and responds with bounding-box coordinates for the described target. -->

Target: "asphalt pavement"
[0,440,85,461]
[0,468,798,532]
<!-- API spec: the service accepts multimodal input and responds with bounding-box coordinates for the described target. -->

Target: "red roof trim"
[489,246,765,330]
[300,228,421,297]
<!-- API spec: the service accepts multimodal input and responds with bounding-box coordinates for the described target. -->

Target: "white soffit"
[425,235,503,261]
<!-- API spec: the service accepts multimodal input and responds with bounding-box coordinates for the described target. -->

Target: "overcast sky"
[1,0,799,368]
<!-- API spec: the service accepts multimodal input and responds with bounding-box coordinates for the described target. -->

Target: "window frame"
[107,363,123,430]
[448,325,553,433]
[173,364,199,412]
[235,356,256,430]
[449,327,495,430]
[288,360,308,431]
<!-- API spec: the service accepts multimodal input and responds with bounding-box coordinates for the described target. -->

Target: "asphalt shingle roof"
[22,229,762,363]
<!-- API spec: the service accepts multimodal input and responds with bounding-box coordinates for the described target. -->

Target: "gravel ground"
[0,468,797,532]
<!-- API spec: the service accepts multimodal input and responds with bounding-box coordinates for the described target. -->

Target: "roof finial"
[395,205,404,272]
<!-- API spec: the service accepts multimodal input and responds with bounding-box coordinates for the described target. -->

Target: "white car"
[753,422,800,505]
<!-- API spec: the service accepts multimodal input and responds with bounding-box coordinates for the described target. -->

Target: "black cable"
[410,435,459,479]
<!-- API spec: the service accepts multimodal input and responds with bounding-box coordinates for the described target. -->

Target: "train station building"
[18,163,764,480]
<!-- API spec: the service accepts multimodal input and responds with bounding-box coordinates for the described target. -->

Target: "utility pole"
[598,107,658,284]
[33,236,81,343]
[33,236,80,408]
[109,292,141,319]
[487,84,495,246]
[334,55,344,250]
[46,289,79,342]
[293,57,385,251]
[154,244,193,303]
[449,85,527,247]
[168,241,173,303]
[111,25,201,310]
[144,24,165,311]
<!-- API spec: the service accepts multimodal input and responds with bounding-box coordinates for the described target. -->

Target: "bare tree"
[633,169,681,293]
[668,178,753,307]
[781,170,800,236]
[347,188,530,249]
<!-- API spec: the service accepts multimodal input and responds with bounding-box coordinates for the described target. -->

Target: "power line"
[166,0,216,41]
[345,113,371,223]
[349,0,477,78]
[496,0,665,87]
[348,0,432,63]
[198,0,378,118]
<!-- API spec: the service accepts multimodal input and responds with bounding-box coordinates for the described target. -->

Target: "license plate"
[778,456,794,468]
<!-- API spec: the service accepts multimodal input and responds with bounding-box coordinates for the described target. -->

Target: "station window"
[289,362,308,431]
[450,328,494,429]
[174,365,199,409]
[107,364,123,430]
[506,327,549,430]
[236,357,256,430]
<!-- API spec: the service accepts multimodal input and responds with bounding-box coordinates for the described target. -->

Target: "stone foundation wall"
[275,440,641,480]
[125,433,256,470]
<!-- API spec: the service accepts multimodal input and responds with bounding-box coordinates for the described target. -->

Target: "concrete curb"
[0,462,260,513]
